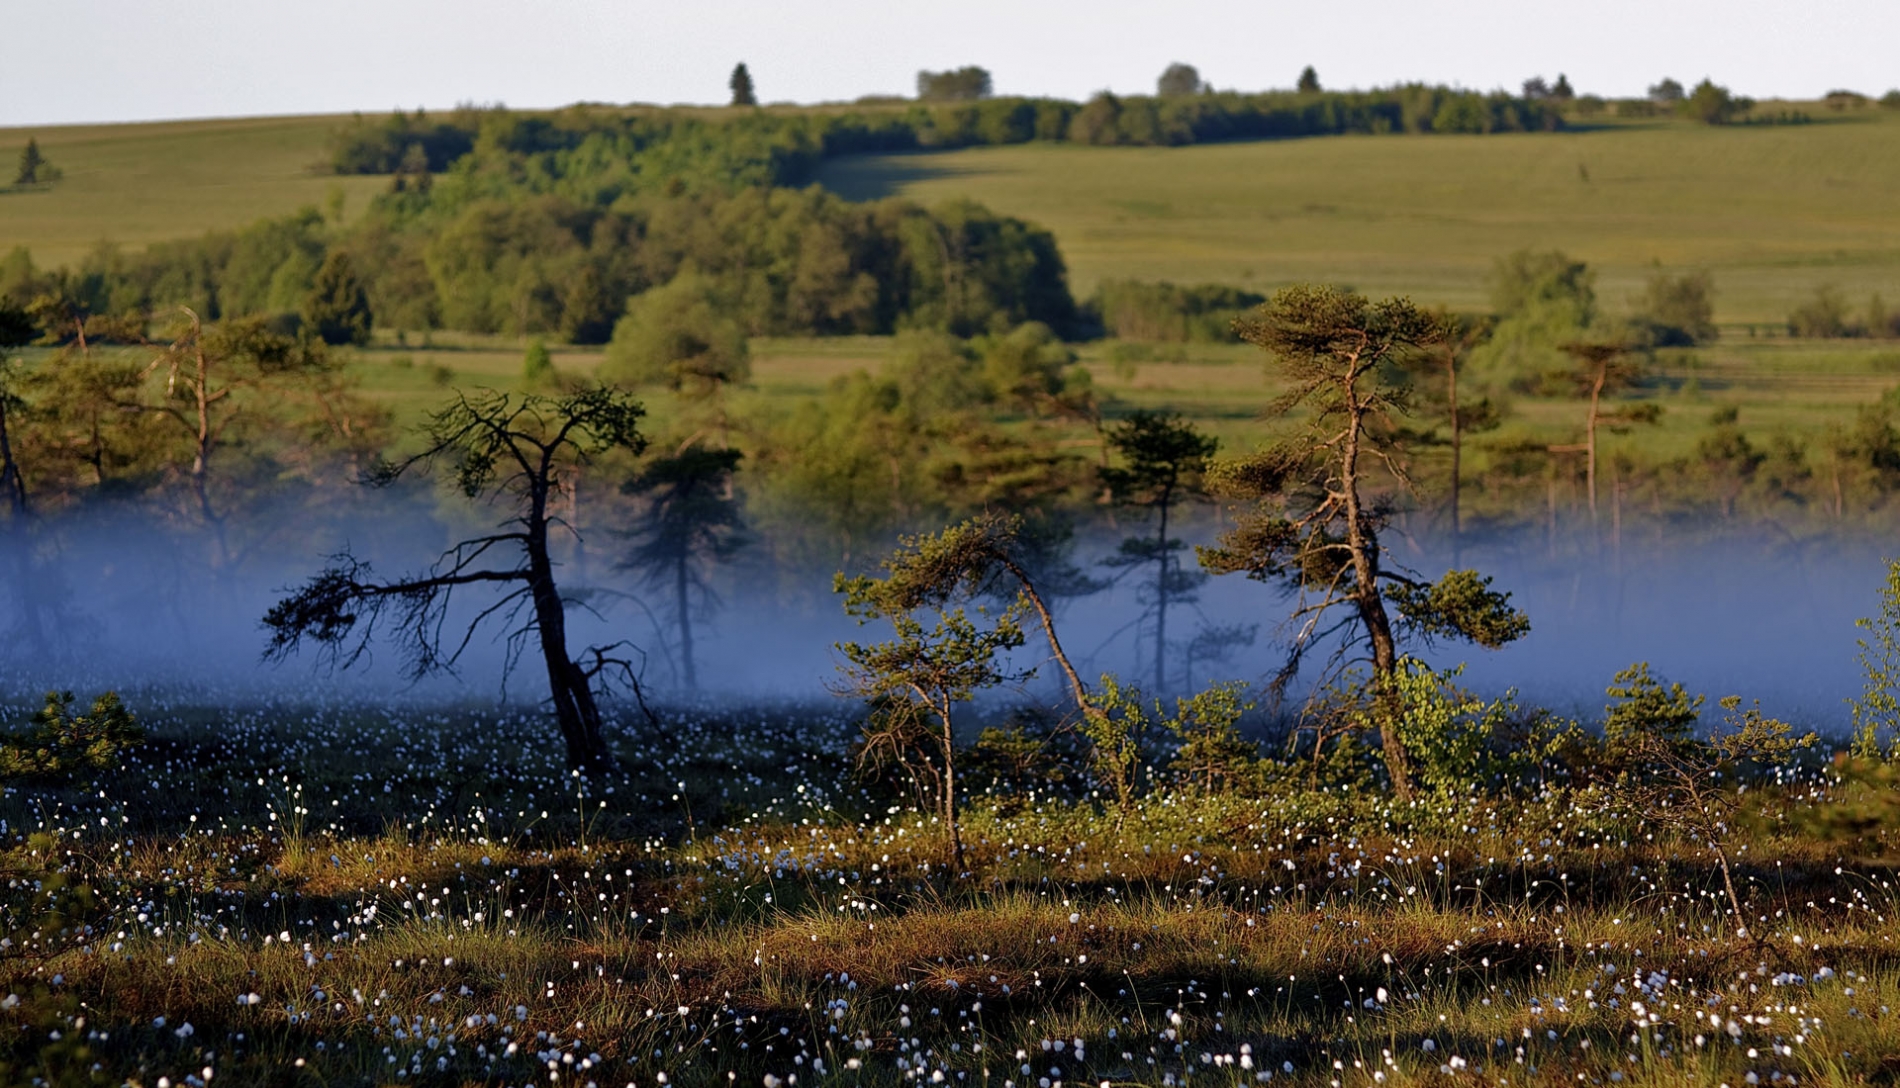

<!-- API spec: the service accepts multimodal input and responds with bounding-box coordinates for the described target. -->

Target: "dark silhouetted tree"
[0,305,31,520]
[1157,63,1205,97]
[301,251,373,346]
[1649,77,1685,103]
[14,139,57,187]
[1297,66,1321,93]
[621,445,746,691]
[1198,285,1530,799]
[1682,79,1742,124]
[263,388,649,771]
[917,67,993,102]
[1100,410,1217,692]
[729,63,758,107]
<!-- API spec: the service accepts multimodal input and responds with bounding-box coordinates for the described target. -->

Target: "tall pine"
[729,63,757,107]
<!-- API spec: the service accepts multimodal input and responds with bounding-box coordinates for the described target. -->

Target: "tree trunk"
[938,700,964,872]
[1153,484,1171,693]
[0,396,23,521]
[998,556,1096,719]
[675,548,697,691]
[185,324,228,566]
[527,508,612,771]
[1447,356,1462,568]
[0,398,43,650]
[1584,361,1606,531]
[1340,365,1413,800]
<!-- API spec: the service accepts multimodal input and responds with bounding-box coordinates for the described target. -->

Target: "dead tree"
[263,388,648,771]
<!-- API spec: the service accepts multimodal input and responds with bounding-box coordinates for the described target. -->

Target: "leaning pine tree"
[1198,285,1530,799]
[263,388,648,771]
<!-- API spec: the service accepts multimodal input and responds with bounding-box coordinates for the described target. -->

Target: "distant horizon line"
[1,83,1881,133]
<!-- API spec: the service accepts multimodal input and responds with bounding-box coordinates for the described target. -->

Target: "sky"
[3,0,1897,127]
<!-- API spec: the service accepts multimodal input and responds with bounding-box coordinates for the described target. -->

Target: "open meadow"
[9,689,1900,1087]
[0,115,387,269]
[7,108,1900,325]
[314,333,1900,469]
[817,113,1900,324]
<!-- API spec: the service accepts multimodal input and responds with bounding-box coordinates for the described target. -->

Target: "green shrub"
[1163,681,1260,792]
[1389,660,1517,797]
[1851,557,1900,758]
[0,691,140,780]
[1089,280,1265,342]
[1602,662,1701,771]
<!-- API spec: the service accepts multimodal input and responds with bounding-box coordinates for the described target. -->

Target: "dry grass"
[3,695,1898,1085]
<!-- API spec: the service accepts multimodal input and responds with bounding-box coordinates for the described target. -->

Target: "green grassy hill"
[818,113,1900,325]
[0,114,386,268]
[7,108,1899,326]
[8,108,1900,466]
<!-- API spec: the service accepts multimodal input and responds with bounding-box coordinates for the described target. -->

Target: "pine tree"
[14,139,55,186]
[300,252,373,346]
[729,63,758,107]
[1296,66,1321,94]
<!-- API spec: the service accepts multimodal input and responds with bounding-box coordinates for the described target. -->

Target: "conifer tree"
[301,252,373,346]
[729,63,758,107]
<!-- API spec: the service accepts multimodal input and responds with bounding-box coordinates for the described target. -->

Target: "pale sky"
[4,0,1896,127]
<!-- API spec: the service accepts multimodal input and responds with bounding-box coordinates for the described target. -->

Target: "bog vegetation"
[4,63,1900,1086]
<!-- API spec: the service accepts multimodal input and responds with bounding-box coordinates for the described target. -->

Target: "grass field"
[817,114,1900,325]
[337,333,1900,468]
[6,692,1899,1086]
[6,109,1900,327]
[0,114,386,268]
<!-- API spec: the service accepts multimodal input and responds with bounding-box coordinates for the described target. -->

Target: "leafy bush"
[1788,284,1859,338]
[0,691,140,780]
[1388,660,1516,797]
[1680,80,1748,124]
[1850,557,1900,758]
[1086,674,1157,816]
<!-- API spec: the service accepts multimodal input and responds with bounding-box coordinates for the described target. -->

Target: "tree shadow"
[816,152,1008,202]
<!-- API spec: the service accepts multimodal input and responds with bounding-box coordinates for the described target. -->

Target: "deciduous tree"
[1156,63,1205,97]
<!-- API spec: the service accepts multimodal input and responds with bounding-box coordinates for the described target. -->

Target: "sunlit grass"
[3,695,1897,1084]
